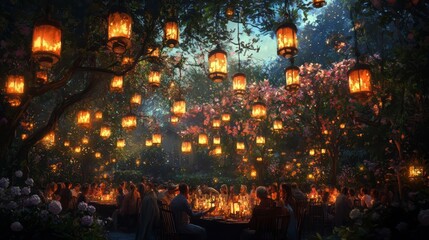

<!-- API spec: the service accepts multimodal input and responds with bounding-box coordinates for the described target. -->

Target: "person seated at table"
[77,184,90,204]
[249,184,257,207]
[291,182,307,202]
[360,187,372,208]
[118,183,140,231]
[280,183,297,240]
[219,184,228,197]
[158,183,178,205]
[334,187,352,227]
[136,182,160,240]
[239,184,249,202]
[60,182,73,211]
[53,182,65,201]
[170,183,215,240]
[308,184,319,200]
[120,181,128,195]
[71,183,80,198]
[201,184,219,196]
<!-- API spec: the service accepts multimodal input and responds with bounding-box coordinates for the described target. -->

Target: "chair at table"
[158,203,180,240]
[292,200,308,240]
[251,207,289,240]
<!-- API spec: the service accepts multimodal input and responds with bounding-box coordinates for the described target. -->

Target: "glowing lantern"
[8,98,21,107]
[110,75,124,93]
[225,5,234,20]
[82,137,89,144]
[309,149,315,156]
[42,131,55,146]
[121,57,133,65]
[340,123,346,129]
[170,115,179,125]
[273,118,283,131]
[107,8,132,54]
[198,133,208,146]
[212,117,221,129]
[256,136,266,146]
[250,169,257,178]
[236,141,245,153]
[100,126,111,139]
[409,165,424,178]
[64,140,70,147]
[130,93,142,106]
[36,70,48,84]
[77,110,91,128]
[181,141,192,154]
[256,156,263,162]
[214,146,222,156]
[285,66,300,90]
[136,159,140,166]
[95,111,103,120]
[32,19,61,68]
[152,133,162,145]
[208,45,228,82]
[117,139,126,148]
[74,146,81,153]
[145,138,153,147]
[172,98,186,117]
[308,174,315,179]
[242,156,248,162]
[221,113,231,122]
[122,114,137,130]
[321,149,326,154]
[323,130,329,135]
[276,22,298,58]
[21,134,28,140]
[5,75,25,95]
[213,135,221,145]
[251,100,267,120]
[348,64,372,98]
[232,73,246,97]
[148,69,161,88]
[164,19,179,48]
[313,0,326,8]
[95,152,101,158]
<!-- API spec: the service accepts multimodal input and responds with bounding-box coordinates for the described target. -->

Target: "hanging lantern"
[117,138,126,148]
[251,100,267,120]
[42,131,55,146]
[64,140,70,147]
[107,7,132,54]
[213,135,221,145]
[21,134,28,140]
[82,136,89,145]
[95,152,102,158]
[95,111,103,120]
[130,93,142,106]
[348,64,372,99]
[152,133,162,145]
[77,110,91,128]
[256,136,266,146]
[170,115,179,125]
[214,146,222,156]
[36,70,48,84]
[208,45,228,82]
[236,141,245,153]
[182,141,192,154]
[285,65,300,90]
[309,149,315,156]
[164,18,179,48]
[122,114,137,130]
[145,138,153,147]
[148,68,161,88]
[110,75,124,93]
[273,117,283,131]
[242,156,248,162]
[32,19,61,68]
[225,5,234,20]
[313,0,326,8]
[8,97,21,107]
[276,22,298,58]
[100,125,111,139]
[321,149,326,154]
[5,75,25,95]
[74,146,82,153]
[136,159,140,166]
[340,123,346,129]
[198,133,208,146]
[212,117,221,129]
[232,73,246,97]
[121,57,133,65]
[256,156,263,162]
[172,98,186,117]
[250,169,257,178]
[409,165,424,178]
[221,113,231,122]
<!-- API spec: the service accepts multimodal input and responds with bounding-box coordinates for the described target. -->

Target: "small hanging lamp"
[164,18,179,48]
[251,99,267,120]
[348,63,372,99]
[148,68,161,88]
[107,6,132,54]
[172,98,186,117]
[276,22,298,58]
[32,18,62,68]
[208,45,228,83]
[110,75,124,93]
[313,0,326,8]
[232,73,246,98]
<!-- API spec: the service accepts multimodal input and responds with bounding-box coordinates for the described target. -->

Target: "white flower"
[48,200,62,215]
[11,186,21,196]
[418,209,429,226]
[349,208,361,220]
[29,194,41,206]
[21,187,31,195]
[7,201,18,209]
[0,177,9,188]
[78,202,88,211]
[81,215,93,226]
[25,178,34,186]
[15,170,23,178]
[87,205,96,214]
[10,221,23,232]
[395,222,408,232]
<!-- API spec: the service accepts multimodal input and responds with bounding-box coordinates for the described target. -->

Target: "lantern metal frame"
[276,21,298,59]
[347,63,372,99]
[208,45,228,83]
[285,65,300,90]
[232,72,246,98]
[107,6,133,55]
[32,18,62,68]
[164,18,179,48]
[251,99,267,120]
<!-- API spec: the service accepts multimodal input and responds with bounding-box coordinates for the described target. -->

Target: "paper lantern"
[251,100,267,120]
[285,66,300,90]
[74,146,81,153]
[95,111,103,120]
[170,115,179,125]
[409,165,424,178]
[82,136,89,144]
[198,133,208,146]
[208,45,228,82]
[276,22,298,58]
[348,64,372,98]
[122,114,137,130]
[117,138,126,148]
[32,19,61,68]
[182,141,192,153]
[100,126,111,139]
[221,113,231,122]
[107,8,132,54]
[232,73,246,97]
[321,149,326,154]
[148,69,161,88]
[250,169,257,178]
[273,118,283,131]
[313,0,326,8]
[21,134,28,140]
[256,136,266,146]
[225,5,234,20]
[242,156,248,162]
[145,138,153,147]
[42,131,55,146]
[172,98,186,117]
[110,75,124,93]
[309,149,315,156]
[77,110,91,128]
[236,141,245,153]
[5,75,24,95]
[214,146,222,156]
[164,19,179,48]
[212,117,221,129]
[64,140,70,147]
[95,152,102,158]
[152,133,162,145]
[256,156,263,162]
[213,135,221,145]
[130,93,142,106]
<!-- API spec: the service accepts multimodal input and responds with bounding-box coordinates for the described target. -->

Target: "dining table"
[191,216,249,240]
[89,200,117,219]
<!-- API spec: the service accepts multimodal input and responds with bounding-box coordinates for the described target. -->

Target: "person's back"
[120,184,139,216]
[59,184,72,211]
[335,187,351,227]
[136,184,160,240]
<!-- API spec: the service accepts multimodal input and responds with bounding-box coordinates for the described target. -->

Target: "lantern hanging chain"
[237,10,241,72]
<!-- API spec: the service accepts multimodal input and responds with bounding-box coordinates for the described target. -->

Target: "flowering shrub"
[0,171,107,239]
